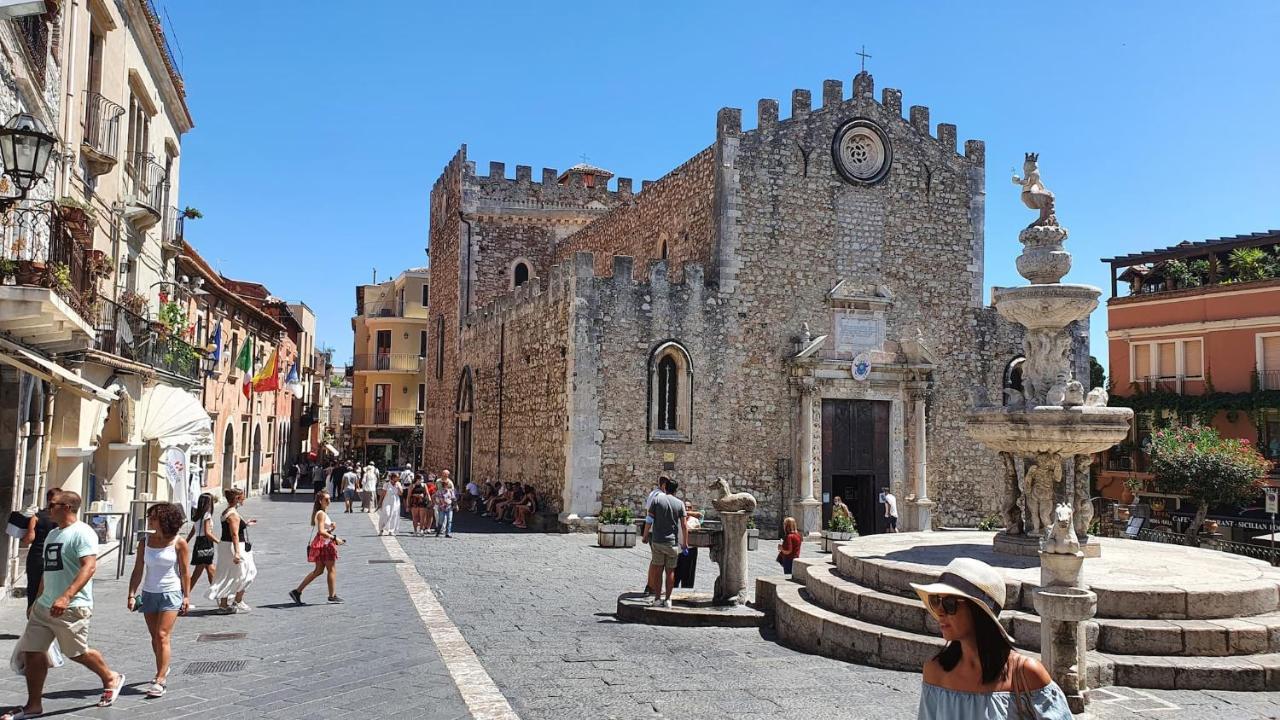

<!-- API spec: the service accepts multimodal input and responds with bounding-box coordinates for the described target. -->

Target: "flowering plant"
[1148,424,1272,537]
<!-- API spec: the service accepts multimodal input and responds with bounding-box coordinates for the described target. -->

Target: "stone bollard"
[711,511,750,605]
[1035,548,1095,715]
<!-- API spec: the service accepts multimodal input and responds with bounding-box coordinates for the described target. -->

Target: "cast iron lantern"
[0,112,57,205]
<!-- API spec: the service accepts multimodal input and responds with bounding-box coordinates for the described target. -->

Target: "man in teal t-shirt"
[10,491,125,716]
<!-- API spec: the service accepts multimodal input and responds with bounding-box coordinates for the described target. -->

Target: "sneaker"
[445,534,452,538]
[288,589,303,605]
[216,605,235,615]
[327,595,345,604]
[651,596,664,608]
[663,598,674,609]
[234,601,252,613]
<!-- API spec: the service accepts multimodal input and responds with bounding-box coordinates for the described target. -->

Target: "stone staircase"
[756,543,1280,691]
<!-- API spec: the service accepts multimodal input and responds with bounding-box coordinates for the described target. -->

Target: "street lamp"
[0,113,57,211]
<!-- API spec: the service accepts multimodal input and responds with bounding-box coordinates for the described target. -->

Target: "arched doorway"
[221,424,235,490]
[251,425,262,494]
[455,367,474,486]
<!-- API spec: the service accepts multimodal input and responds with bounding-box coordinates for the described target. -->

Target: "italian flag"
[237,338,253,398]
[251,347,280,393]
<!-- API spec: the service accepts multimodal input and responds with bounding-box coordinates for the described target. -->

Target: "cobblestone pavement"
[3,496,1280,719]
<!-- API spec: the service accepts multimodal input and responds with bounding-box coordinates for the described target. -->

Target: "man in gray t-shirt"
[642,477,687,608]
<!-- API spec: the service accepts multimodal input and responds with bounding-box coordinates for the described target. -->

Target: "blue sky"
[160,1,1279,374]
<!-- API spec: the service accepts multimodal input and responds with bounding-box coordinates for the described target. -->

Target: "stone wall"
[424,149,466,475]
[555,148,717,281]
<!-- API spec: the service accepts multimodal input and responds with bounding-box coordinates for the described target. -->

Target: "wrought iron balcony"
[93,297,202,383]
[354,353,423,372]
[124,153,168,227]
[14,11,49,88]
[1261,370,1280,392]
[162,206,184,247]
[0,201,93,309]
[1138,375,1186,394]
[351,407,418,427]
[81,92,125,177]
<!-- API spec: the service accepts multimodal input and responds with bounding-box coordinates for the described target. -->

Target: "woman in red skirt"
[289,491,347,605]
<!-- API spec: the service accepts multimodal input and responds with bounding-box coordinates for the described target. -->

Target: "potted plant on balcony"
[42,261,72,295]
[746,515,759,551]
[820,513,856,553]
[119,289,148,317]
[10,238,43,285]
[56,197,95,242]
[85,249,112,279]
[0,258,15,284]
[596,506,637,548]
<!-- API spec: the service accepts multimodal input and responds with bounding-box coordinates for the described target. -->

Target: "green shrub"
[1149,423,1272,537]
[827,514,855,534]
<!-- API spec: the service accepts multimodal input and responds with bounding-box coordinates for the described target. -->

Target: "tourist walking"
[912,558,1071,719]
[641,477,688,608]
[289,491,346,605]
[208,488,257,614]
[882,486,899,532]
[20,489,59,611]
[408,474,431,535]
[127,503,191,698]
[378,473,403,536]
[310,462,326,493]
[341,464,358,513]
[186,493,217,595]
[434,478,456,537]
[4,491,126,718]
[776,516,802,574]
[359,463,378,512]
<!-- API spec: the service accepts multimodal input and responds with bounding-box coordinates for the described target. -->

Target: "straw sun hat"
[910,557,1015,644]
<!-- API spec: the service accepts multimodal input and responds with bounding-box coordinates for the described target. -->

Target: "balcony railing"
[354,354,423,372]
[93,297,202,382]
[0,201,93,310]
[1138,375,1187,394]
[1261,370,1280,392]
[163,207,184,245]
[352,407,418,427]
[81,92,125,167]
[14,12,49,88]
[126,152,168,212]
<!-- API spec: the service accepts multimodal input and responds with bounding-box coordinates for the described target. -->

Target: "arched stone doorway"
[221,424,235,490]
[251,425,262,493]
[455,367,474,486]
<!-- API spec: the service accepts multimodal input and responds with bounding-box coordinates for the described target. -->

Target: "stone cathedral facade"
[422,71,1043,536]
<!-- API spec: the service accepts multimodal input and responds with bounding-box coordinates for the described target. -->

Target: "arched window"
[513,261,530,288]
[659,238,669,260]
[1003,356,1025,404]
[648,341,693,442]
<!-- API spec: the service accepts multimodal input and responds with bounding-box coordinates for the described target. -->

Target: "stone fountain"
[965,154,1132,713]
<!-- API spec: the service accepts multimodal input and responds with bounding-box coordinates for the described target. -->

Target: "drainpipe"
[35,383,56,499]
[496,322,505,481]
[7,375,36,587]
[59,0,81,198]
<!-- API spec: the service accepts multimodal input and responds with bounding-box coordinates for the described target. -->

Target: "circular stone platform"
[834,530,1280,619]
[616,592,765,628]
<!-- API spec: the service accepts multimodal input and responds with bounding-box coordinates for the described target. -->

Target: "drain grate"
[184,660,247,675]
[197,632,247,642]
[368,559,406,564]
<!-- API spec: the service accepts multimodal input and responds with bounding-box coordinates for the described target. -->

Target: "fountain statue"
[966,155,1129,714]
[707,478,756,605]
[966,153,1132,558]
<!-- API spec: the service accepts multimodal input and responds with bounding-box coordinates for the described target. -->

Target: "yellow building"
[351,268,429,467]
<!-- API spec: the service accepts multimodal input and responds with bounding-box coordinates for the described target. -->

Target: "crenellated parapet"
[717,71,983,164]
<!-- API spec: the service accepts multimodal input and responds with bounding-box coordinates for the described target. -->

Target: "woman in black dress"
[21,489,59,612]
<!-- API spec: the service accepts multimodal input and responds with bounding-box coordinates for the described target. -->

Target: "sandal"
[145,680,167,698]
[2,709,44,719]
[97,672,125,707]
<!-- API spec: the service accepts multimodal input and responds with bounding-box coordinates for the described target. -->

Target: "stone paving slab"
[396,512,1280,719]
[0,493,470,719]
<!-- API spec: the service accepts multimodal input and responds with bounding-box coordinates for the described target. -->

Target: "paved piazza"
[2,495,1279,719]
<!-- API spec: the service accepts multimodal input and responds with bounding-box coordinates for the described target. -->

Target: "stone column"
[910,387,934,531]
[794,378,822,537]
[713,511,750,605]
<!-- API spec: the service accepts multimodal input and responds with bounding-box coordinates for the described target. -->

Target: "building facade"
[1098,230,1280,531]
[423,71,1031,536]
[351,268,429,468]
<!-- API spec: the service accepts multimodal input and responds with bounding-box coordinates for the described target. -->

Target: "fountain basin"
[1033,586,1097,623]
[992,283,1100,330]
[966,405,1133,455]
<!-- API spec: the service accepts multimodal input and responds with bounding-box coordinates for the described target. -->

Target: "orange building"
[1098,230,1280,520]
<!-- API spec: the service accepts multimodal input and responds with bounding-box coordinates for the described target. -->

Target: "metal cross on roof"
[857,45,872,72]
[579,153,590,164]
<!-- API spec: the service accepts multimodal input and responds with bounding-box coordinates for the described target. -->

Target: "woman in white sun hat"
[911,557,1072,719]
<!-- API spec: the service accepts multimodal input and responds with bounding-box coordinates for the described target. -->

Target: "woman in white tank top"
[127,503,191,698]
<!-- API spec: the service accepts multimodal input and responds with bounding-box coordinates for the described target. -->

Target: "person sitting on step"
[512,486,539,529]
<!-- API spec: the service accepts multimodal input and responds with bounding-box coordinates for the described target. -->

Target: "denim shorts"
[139,590,184,614]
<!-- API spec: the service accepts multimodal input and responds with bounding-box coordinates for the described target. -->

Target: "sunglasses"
[928,595,964,616]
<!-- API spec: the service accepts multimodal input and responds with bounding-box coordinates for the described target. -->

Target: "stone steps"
[759,569,1280,690]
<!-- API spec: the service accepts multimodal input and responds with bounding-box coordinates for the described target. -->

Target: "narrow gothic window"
[657,356,677,431]
[513,262,530,287]
[659,239,669,260]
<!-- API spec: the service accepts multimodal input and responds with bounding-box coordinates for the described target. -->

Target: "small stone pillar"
[795,379,822,537]
[1036,547,1094,714]
[711,511,750,605]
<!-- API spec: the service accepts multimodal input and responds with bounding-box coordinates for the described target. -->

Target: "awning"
[0,336,119,404]
[323,443,338,456]
[137,384,213,448]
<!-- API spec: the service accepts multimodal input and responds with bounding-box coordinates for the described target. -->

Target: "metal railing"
[0,201,92,310]
[14,12,49,88]
[353,354,423,372]
[163,207,184,245]
[1260,370,1280,391]
[351,407,418,427]
[1138,375,1185,394]
[1105,455,1134,471]
[81,91,125,161]
[94,297,201,382]
[126,153,168,212]
[1135,526,1280,566]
